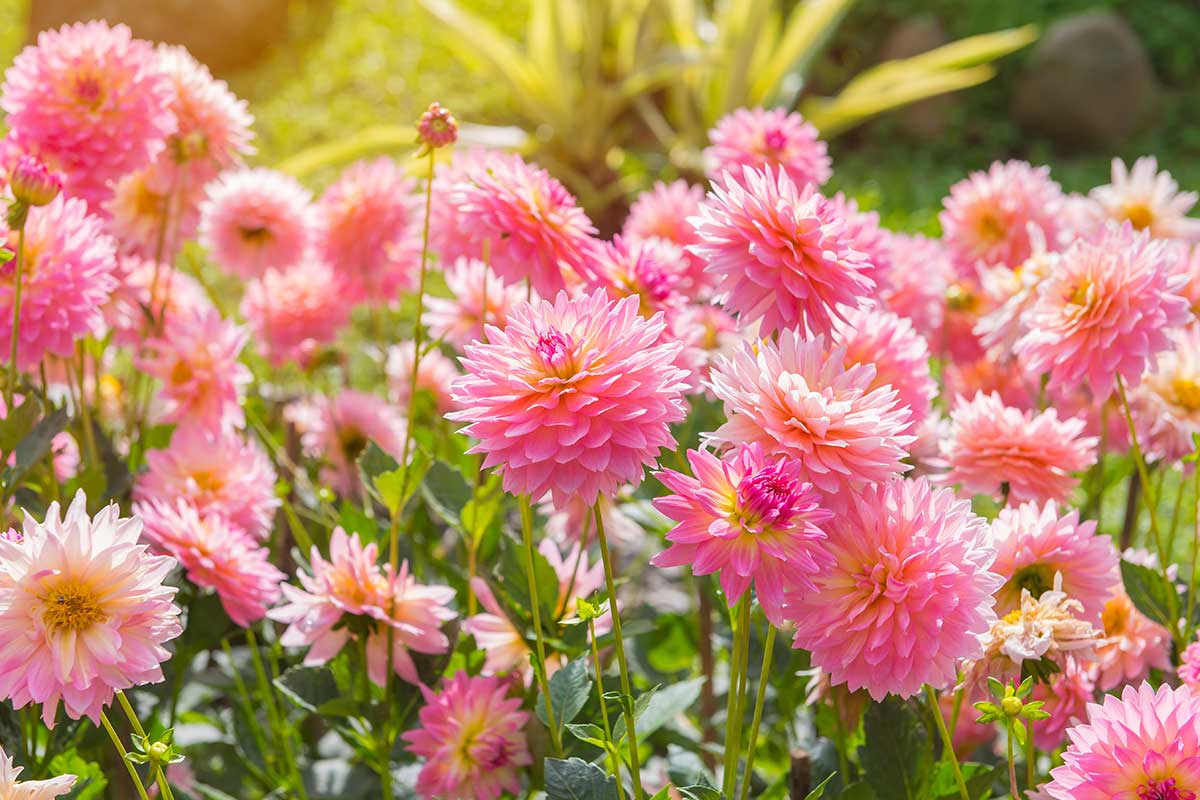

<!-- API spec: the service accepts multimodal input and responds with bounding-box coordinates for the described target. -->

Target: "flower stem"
[738,623,776,800]
[99,709,151,800]
[1026,717,1036,793]
[593,500,643,800]
[521,495,563,757]
[116,687,174,800]
[6,225,25,408]
[926,685,969,800]
[1187,457,1200,643]
[246,628,308,800]
[589,616,626,800]
[723,596,750,798]
[220,639,277,782]
[1007,729,1019,800]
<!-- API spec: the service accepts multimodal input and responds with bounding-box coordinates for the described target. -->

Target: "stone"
[876,15,953,140]
[1013,10,1158,148]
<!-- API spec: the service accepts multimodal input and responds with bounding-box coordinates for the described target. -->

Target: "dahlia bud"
[9,155,61,207]
[417,102,458,151]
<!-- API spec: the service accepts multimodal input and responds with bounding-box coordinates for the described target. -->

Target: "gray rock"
[877,15,954,140]
[27,0,291,74]
[1013,10,1158,148]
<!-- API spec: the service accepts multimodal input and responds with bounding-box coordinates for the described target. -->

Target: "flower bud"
[9,155,62,207]
[148,741,170,763]
[417,102,458,151]
[1001,695,1023,717]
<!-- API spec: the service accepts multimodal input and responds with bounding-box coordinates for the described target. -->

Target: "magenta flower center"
[735,463,805,533]
[632,258,674,305]
[762,128,789,153]
[533,329,575,377]
[74,74,104,108]
[1138,778,1195,800]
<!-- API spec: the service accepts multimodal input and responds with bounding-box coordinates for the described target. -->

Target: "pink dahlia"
[1045,683,1200,800]
[9,153,62,207]
[137,307,251,432]
[285,391,407,497]
[438,151,599,297]
[1095,587,1172,692]
[822,191,892,288]
[1090,156,1200,241]
[990,501,1118,626]
[787,477,1001,701]
[831,306,936,432]
[198,168,313,278]
[690,166,874,336]
[104,165,204,259]
[974,224,1060,352]
[462,577,537,681]
[622,179,708,292]
[0,492,181,726]
[448,290,689,505]
[364,562,456,687]
[591,235,690,320]
[671,303,745,395]
[386,341,460,414]
[1180,641,1200,692]
[1132,323,1200,463]
[877,232,952,341]
[425,258,530,351]
[314,157,420,305]
[240,258,351,368]
[542,492,644,547]
[402,672,532,800]
[1031,656,1096,752]
[417,102,458,150]
[651,444,831,624]
[705,330,915,494]
[939,160,1065,270]
[134,425,279,540]
[136,499,282,627]
[939,392,1097,504]
[1015,223,1190,400]
[103,255,213,347]
[705,107,831,191]
[0,745,76,798]
[1,21,174,210]
[0,195,117,370]
[942,355,1037,411]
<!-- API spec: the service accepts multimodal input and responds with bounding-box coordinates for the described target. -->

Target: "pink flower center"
[762,128,789,153]
[74,74,104,108]
[1138,779,1195,800]
[533,329,575,377]
[735,462,805,532]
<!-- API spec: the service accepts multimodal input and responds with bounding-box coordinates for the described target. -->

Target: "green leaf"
[0,395,40,453]
[49,750,108,800]
[840,783,879,800]
[337,501,380,543]
[676,787,723,800]
[273,665,341,714]
[374,468,407,517]
[537,657,593,735]
[614,677,705,745]
[933,762,995,800]
[421,461,473,528]
[544,757,620,800]
[8,408,68,486]
[357,440,400,480]
[1121,559,1179,629]
[804,773,837,800]
[496,534,560,625]
[858,697,934,800]
[565,722,607,748]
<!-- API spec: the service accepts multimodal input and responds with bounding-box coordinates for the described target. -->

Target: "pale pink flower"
[425,258,530,350]
[461,578,534,680]
[705,330,915,494]
[975,224,1061,352]
[877,232,952,341]
[832,306,936,432]
[198,168,313,278]
[938,276,991,364]
[0,492,181,726]
[788,477,1001,701]
[137,307,251,432]
[285,391,407,497]
[941,356,1036,411]
[136,499,282,627]
[104,166,203,259]
[690,166,874,337]
[990,501,1118,626]
[1095,587,1172,692]
[0,744,76,799]
[622,179,708,292]
[939,160,1064,270]
[386,341,460,414]
[591,235,690,320]
[671,303,746,394]
[542,492,643,547]
[314,157,420,305]
[1180,641,1200,692]
[1031,656,1096,752]
[651,444,831,624]
[240,258,351,368]
[1,21,175,209]
[0,195,118,369]
[1090,156,1200,241]
[1174,242,1200,318]
[364,562,457,686]
[705,107,831,191]
[103,254,214,346]
[438,151,599,297]
[448,290,689,505]
[1044,683,1200,800]
[1132,323,1200,463]
[1015,223,1190,400]
[822,191,892,288]
[402,672,532,800]
[134,425,279,540]
[939,392,1097,504]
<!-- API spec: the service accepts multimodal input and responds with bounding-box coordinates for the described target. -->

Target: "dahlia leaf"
[1120,559,1178,629]
[858,697,933,800]
[7,407,67,487]
[614,677,705,746]
[804,772,837,800]
[544,757,620,800]
[421,461,473,528]
[273,665,341,715]
[536,657,593,735]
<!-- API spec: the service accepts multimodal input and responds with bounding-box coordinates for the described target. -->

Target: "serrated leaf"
[273,666,341,714]
[565,722,607,748]
[544,757,619,800]
[537,657,592,735]
[858,697,933,800]
[1121,560,1178,629]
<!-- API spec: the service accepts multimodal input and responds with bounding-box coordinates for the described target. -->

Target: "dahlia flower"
[0,745,76,799]
[438,151,599,297]
[0,195,117,369]
[417,102,458,150]
[402,672,532,800]
[877,232,952,341]
[136,499,282,627]
[1090,156,1200,241]
[1044,683,1200,800]
[314,157,420,305]
[1030,656,1095,752]
[103,256,213,347]
[285,391,407,497]
[240,258,351,368]
[134,424,279,539]
[939,392,1097,504]
[1,21,175,209]
[198,168,313,278]
[671,303,745,394]
[690,166,874,336]
[621,179,708,291]
[425,258,530,350]
[1180,641,1200,692]
[1132,323,1200,463]
[788,477,1001,701]
[651,444,831,624]
[822,191,892,287]
[990,501,1118,626]
[105,166,203,259]
[975,224,1060,352]
[705,107,831,191]
[832,306,936,431]
[386,341,460,414]
[705,330,915,494]
[591,235,690,319]
[9,153,62,207]
[137,307,251,432]
[364,561,457,687]
[1095,587,1172,692]
[542,492,644,547]
[939,160,1065,270]
[941,356,1036,411]
[448,290,689,505]
[939,277,991,364]
[0,492,181,726]
[1015,224,1190,400]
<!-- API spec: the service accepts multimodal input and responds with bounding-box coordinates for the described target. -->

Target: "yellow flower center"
[41,580,105,632]
[977,212,1006,243]
[1066,280,1091,307]
[1002,609,1023,625]
[1102,597,1127,637]
[945,283,978,313]
[190,470,226,492]
[1171,377,1200,412]
[170,359,193,386]
[1121,201,1155,231]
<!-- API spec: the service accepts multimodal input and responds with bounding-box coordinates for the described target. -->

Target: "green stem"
[593,501,643,800]
[116,689,174,800]
[737,624,776,800]
[1007,730,1019,800]
[1187,458,1200,643]
[589,616,626,800]
[520,495,563,757]
[99,710,151,800]
[220,639,276,780]
[1026,717,1035,794]
[6,225,25,408]
[722,596,750,798]
[246,628,308,800]
[926,685,969,800]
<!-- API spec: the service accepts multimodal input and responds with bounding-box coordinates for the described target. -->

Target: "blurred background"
[2,0,1198,234]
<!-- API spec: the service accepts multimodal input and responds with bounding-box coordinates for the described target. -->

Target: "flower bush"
[2,17,1200,800]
